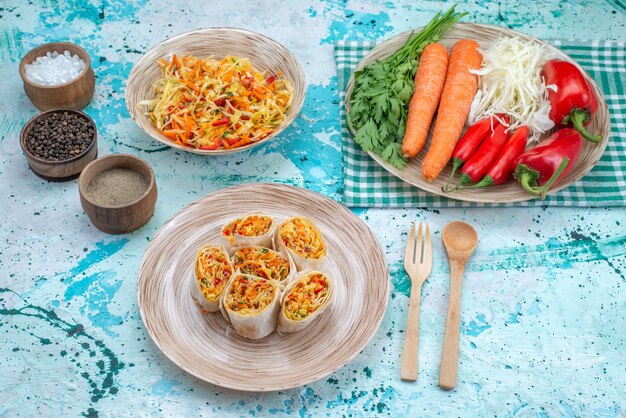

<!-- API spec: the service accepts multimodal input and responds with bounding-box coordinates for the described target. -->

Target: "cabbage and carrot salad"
[142,54,293,150]
[283,273,331,321]
[279,217,326,259]
[232,247,290,282]
[195,245,233,302]
[224,275,277,314]
[222,214,273,238]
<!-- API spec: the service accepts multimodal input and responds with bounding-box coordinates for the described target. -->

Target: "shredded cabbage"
[469,37,556,143]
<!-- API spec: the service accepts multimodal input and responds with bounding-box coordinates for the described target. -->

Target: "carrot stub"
[401,42,449,159]
[421,39,482,182]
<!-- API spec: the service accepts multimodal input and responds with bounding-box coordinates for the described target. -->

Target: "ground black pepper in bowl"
[78,154,157,234]
[85,168,150,207]
[25,111,95,161]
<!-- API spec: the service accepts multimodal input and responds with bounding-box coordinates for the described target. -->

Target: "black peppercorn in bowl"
[19,109,98,181]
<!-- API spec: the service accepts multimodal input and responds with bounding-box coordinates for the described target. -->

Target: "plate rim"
[136,182,390,391]
[344,22,611,204]
[125,27,307,156]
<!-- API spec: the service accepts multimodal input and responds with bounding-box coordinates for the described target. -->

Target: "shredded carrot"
[230,138,251,148]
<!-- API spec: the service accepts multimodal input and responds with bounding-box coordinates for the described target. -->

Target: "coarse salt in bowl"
[25,50,87,86]
[19,42,95,110]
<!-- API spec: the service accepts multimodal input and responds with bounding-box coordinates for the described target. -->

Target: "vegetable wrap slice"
[191,244,234,312]
[278,271,334,333]
[276,217,326,270]
[221,212,276,251]
[221,273,281,339]
[230,246,295,288]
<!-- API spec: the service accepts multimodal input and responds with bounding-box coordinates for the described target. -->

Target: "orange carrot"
[252,90,266,101]
[231,138,252,148]
[421,39,482,182]
[162,130,178,140]
[401,43,449,158]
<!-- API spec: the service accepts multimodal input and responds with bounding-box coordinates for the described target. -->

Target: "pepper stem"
[567,108,602,143]
[442,158,462,192]
[451,173,473,192]
[519,171,541,197]
[518,158,570,199]
[537,157,570,199]
[463,176,495,190]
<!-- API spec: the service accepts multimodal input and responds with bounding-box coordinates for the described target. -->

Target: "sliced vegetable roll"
[221,273,281,339]
[191,244,234,312]
[230,246,295,288]
[276,217,326,270]
[278,271,334,333]
[221,213,276,250]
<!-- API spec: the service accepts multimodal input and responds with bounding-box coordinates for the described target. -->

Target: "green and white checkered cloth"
[335,40,626,207]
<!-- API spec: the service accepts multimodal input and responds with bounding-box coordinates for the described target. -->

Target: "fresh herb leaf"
[378,123,390,144]
[381,142,407,169]
[397,82,413,103]
[361,85,388,98]
[372,94,389,123]
[389,97,401,117]
[354,119,377,151]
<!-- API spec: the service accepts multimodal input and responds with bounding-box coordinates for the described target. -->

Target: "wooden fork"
[400,222,432,382]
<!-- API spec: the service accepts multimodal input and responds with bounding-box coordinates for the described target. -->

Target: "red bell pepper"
[223,136,240,147]
[542,59,602,143]
[199,137,222,150]
[514,128,585,199]
[443,116,501,191]
[445,121,509,191]
[465,126,529,189]
[212,117,230,127]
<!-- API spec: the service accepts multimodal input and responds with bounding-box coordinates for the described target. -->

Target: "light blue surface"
[1,1,625,417]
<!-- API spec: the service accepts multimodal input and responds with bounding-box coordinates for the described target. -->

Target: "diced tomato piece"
[199,138,222,150]
[223,136,239,146]
[212,117,230,127]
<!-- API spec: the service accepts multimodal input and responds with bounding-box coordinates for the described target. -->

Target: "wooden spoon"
[439,221,478,390]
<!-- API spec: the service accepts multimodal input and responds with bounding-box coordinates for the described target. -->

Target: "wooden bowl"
[78,154,158,234]
[125,27,306,155]
[19,109,98,181]
[19,42,96,111]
